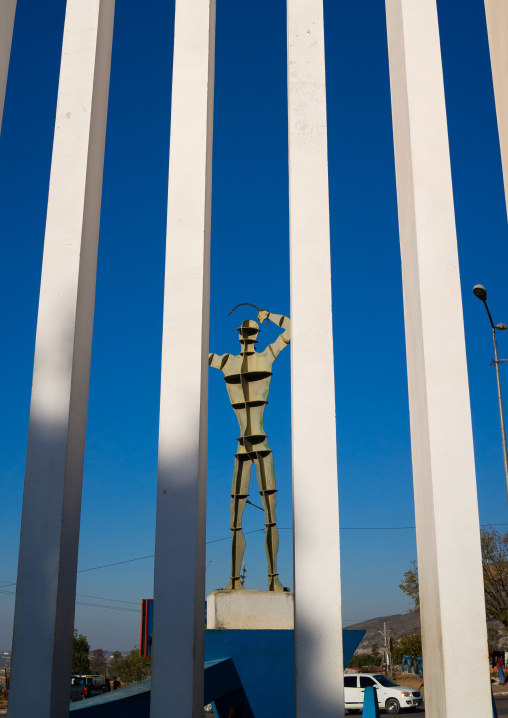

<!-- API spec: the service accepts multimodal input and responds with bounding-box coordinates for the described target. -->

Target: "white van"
[344,673,423,714]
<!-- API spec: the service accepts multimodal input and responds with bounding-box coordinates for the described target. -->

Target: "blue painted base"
[69,628,365,718]
[362,686,381,718]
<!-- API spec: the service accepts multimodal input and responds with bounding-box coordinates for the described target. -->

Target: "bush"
[391,629,422,663]
[72,630,91,675]
[347,653,383,670]
[115,649,151,684]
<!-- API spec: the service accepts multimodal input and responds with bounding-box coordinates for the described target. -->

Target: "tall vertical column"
[0,0,17,135]
[150,1,215,716]
[287,2,344,717]
[8,2,114,717]
[484,0,508,216]
[385,2,491,716]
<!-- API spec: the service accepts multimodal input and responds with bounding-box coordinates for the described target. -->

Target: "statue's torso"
[222,350,274,455]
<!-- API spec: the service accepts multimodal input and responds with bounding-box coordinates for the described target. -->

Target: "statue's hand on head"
[257,309,270,325]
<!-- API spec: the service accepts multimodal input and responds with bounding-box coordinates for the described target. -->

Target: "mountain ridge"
[347,612,508,652]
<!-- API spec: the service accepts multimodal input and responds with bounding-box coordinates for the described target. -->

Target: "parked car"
[71,675,108,699]
[70,676,84,702]
[344,673,423,714]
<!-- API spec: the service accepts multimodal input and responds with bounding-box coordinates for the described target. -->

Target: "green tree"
[109,651,123,678]
[347,646,383,670]
[90,648,107,675]
[481,526,508,628]
[399,527,508,629]
[72,630,91,675]
[392,629,423,663]
[487,626,500,651]
[347,653,374,670]
[398,560,419,613]
[371,642,381,663]
[116,649,151,684]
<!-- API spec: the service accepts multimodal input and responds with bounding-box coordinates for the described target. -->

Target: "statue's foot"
[225,579,244,590]
[269,577,285,592]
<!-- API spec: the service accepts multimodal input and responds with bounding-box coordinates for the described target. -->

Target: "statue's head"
[237,319,259,350]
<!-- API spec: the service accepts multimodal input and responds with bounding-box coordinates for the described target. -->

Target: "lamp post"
[473,285,508,506]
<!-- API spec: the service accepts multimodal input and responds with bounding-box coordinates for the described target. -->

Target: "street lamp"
[473,285,508,506]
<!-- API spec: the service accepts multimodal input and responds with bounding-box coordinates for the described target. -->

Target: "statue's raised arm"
[257,310,291,359]
[209,351,230,371]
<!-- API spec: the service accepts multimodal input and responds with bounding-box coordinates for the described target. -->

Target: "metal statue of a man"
[209,309,290,592]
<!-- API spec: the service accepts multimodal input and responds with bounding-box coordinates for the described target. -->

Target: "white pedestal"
[206,589,294,630]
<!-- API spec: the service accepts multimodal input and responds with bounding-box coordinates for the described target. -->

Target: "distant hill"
[346,613,420,652]
[347,613,508,652]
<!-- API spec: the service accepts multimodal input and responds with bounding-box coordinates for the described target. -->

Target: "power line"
[76,593,139,605]
[0,592,381,623]
[6,520,505,578]
[6,522,508,577]
[0,585,140,609]
[77,555,155,573]
[2,522,507,609]
[0,589,138,614]
[206,528,265,545]
[75,602,138,613]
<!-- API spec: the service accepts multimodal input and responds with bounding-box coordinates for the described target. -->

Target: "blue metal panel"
[205,630,294,718]
[69,680,151,717]
[204,629,365,718]
[204,658,254,718]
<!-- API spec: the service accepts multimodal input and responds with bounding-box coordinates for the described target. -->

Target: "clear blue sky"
[1,0,508,652]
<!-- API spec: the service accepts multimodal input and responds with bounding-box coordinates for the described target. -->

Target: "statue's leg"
[255,452,284,592]
[226,455,252,590]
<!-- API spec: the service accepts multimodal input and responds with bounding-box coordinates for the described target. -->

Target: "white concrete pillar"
[150,0,215,716]
[484,0,508,217]
[8,2,114,717]
[287,2,344,717]
[385,2,491,716]
[0,0,17,135]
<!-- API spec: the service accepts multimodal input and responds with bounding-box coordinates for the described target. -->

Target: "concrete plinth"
[207,590,294,630]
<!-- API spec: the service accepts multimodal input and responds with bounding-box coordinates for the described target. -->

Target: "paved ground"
[494,693,508,717]
[0,695,506,715]
[352,692,508,715]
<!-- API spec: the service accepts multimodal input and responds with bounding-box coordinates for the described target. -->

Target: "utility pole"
[473,285,508,509]
[379,623,393,678]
